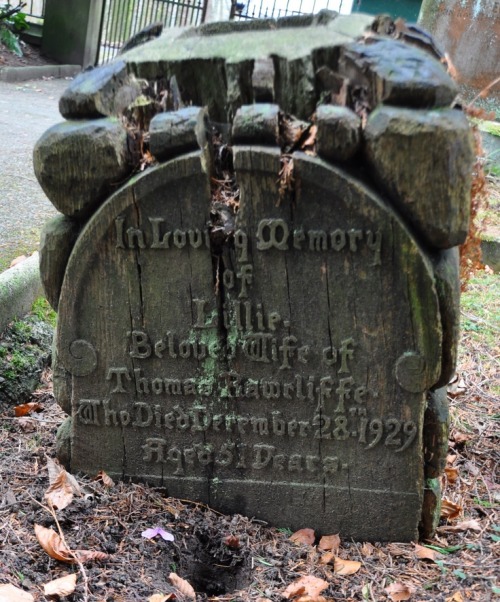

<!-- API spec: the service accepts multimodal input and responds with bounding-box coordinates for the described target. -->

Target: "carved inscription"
[115,217,382,266]
[73,207,425,481]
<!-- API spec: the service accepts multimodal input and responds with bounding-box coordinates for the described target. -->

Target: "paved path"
[0,78,69,271]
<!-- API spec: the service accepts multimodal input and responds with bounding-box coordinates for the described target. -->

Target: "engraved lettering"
[256,219,289,250]
[149,217,170,248]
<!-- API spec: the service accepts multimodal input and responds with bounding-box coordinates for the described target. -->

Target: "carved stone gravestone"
[35,13,474,541]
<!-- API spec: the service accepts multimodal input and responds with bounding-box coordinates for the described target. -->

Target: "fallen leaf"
[385,582,412,601]
[451,430,471,445]
[169,573,195,600]
[439,519,481,533]
[43,574,77,596]
[223,534,240,548]
[445,466,459,484]
[319,551,335,564]
[46,458,81,494]
[14,402,42,417]
[45,471,76,510]
[94,470,115,488]
[34,524,108,564]
[283,575,329,599]
[142,527,174,541]
[414,543,439,562]
[10,255,28,268]
[447,378,466,398]
[148,595,175,602]
[0,584,34,602]
[441,499,462,520]
[318,533,340,552]
[445,593,464,602]
[333,557,361,575]
[289,528,315,546]
[360,542,375,557]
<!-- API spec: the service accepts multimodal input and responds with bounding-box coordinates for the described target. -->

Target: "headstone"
[36,14,473,541]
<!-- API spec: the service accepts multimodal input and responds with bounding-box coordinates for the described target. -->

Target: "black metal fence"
[98,0,208,64]
[231,0,350,20]
[21,0,45,20]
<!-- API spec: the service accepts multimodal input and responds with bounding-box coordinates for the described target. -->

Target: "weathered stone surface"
[123,15,374,121]
[338,39,458,109]
[423,387,449,479]
[150,107,209,161]
[33,118,133,219]
[316,105,361,162]
[232,104,280,145]
[54,146,441,541]
[56,416,72,466]
[0,254,43,335]
[420,478,441,539]
[39,215,81,311]
[432,248,460,388]
[59,60,132,118]
[364,106,474,249]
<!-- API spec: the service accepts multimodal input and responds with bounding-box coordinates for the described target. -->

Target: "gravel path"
[0,78,69,271]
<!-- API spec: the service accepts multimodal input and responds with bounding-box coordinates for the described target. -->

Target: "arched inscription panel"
[56,148,442,540]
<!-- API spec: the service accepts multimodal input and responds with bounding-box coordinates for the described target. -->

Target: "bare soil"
[0,40,53,69]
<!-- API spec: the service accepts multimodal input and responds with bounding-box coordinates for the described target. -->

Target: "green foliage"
[0,3,28,57]
[31,297,57,328]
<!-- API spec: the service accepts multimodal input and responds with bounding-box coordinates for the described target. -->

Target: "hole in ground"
[179,532,252,596]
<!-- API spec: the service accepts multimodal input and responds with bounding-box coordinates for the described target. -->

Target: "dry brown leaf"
[301,124,317,150]
[45,471,75,510]
[441,499,462,520]
[360,542,375,557]
[283,575,329,599]
[0,584,34,602]
[14,402,42,417]
[414,543,439,562]
[43,574,77,597]
[319,551,335,565]
[168,572,196,600]
[148,595,175,602]
[447,378,466,397]
[385,582,412,601]
[223,534,240,548]
[289,528,315,546]
[333,557,361,575]
[318,533,340,552]
[256,599,273,602]
[94,470,115,488]
[439,519,481,533]
[445,593,464,602]
[34,524,108,564]
[10,255,28,268]
[445,466,459,484]
[46,458,81,495]
[451,430,471,445]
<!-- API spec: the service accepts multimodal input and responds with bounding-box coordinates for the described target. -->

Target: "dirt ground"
[0,39,52,68]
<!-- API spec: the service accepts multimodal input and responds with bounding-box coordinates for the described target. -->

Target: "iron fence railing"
[21,0,45,20]
[231,0,352,20]
[98,0,207,64]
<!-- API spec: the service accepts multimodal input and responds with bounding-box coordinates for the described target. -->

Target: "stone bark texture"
[35,13,472,542]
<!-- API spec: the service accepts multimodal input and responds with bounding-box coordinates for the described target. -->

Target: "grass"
[460,271,499,397]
